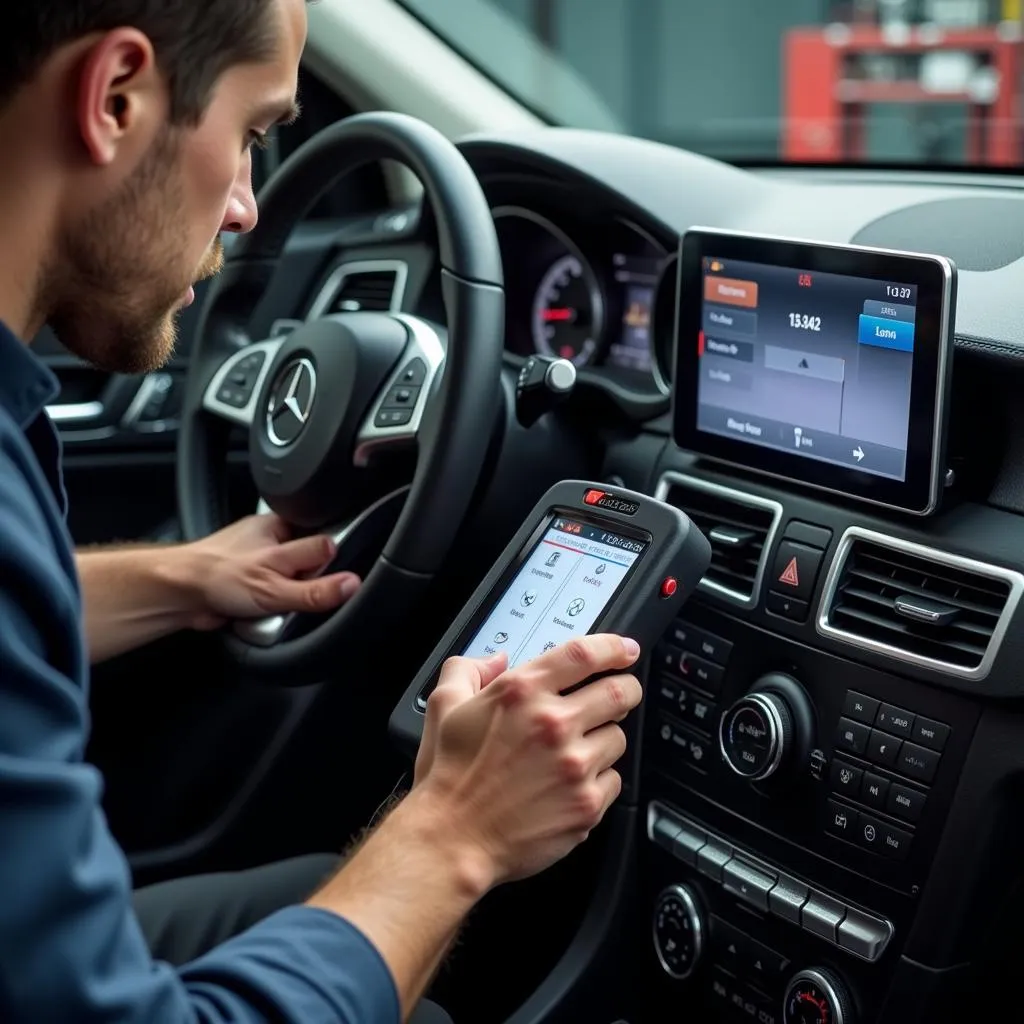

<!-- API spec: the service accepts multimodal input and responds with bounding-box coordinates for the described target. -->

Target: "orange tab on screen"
[704,275,758,308]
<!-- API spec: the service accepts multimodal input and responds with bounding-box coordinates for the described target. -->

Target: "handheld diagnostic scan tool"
[389,480,712,755]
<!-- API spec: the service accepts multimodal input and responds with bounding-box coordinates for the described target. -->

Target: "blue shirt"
[0,322,400,1023]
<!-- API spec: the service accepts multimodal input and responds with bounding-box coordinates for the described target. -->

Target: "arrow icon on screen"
[853,446,865,462]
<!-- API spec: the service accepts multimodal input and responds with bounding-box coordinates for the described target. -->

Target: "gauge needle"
[543,307,576,322]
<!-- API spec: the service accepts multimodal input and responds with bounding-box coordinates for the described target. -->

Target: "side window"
[252,67,390,218]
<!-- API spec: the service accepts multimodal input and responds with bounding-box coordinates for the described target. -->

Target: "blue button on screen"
[858,314,915,352]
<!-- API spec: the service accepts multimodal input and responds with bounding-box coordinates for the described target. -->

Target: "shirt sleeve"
[0,446,400,1024]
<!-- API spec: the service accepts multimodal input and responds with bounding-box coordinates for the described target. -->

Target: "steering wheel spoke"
[353,315,445,467]
[202,338,286,427]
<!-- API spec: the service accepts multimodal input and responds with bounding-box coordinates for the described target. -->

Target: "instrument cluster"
[492,203,674,400]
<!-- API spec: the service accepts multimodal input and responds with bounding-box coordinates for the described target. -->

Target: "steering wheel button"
[399,358,427,386]
[375,407,414,428]
[383,385,420,409]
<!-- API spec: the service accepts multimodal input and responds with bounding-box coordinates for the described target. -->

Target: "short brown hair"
[2,1,290,124]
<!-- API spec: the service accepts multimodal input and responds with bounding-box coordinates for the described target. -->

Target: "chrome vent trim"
[655,472,783,609]
[817,527,1024,681]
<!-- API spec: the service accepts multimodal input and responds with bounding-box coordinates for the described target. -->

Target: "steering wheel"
[177,112,505,677]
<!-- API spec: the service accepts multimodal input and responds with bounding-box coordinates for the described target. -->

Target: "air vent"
[307,260,407,318]
[819,529,1024,679]
[656,473,782,607]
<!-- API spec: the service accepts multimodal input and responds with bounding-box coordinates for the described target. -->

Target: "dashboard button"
[856,812,885,854]
[861,771,890,810]
[801,891,847,942]
[768,875,809,924]
[783,520,833,549]
[677,687,718,734]
[829,758,863,798]
[671,622,733,665]
[672,821,708,866]
[912,716,950,752]
[835,717,870,756]
[650,812,682,852]
[770,541,824,602]
[766,591,809,622]
[878,821,913,861]
[843,690,880,725]
[677,651,724,695]
[897,741,940,783]
[867,728,902,767]
[875,703,915,737]
[838,909,892,960]
[655,676,680,705]
[711,917,748,972]
[697,838,733,883]
[723,858,777,912]
[825,798,857,842]
[887,782,927,824]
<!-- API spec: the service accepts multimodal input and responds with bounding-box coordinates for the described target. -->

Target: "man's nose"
[222,178,258,235]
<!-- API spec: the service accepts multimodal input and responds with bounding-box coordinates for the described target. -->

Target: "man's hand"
[305,633,643,1018]
[413,634,643,884]
[186,513,362,630]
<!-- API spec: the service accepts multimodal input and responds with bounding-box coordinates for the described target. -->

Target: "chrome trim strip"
[307,259,409,319]
[654,471,783,609]
[816,525,1024,681]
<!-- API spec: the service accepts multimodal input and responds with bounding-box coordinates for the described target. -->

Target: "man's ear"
[75,28,162,166]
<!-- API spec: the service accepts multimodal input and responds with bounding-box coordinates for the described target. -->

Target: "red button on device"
[660,577,678,598]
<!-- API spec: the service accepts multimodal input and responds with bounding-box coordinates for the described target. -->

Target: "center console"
[632,231,1021,1023]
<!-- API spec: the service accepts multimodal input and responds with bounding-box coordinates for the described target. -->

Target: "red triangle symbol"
[779,556,800,588]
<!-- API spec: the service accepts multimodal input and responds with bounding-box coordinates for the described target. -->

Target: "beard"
[42,127,224,375]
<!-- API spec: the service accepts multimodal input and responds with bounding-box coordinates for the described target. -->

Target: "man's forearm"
[76,546,204,663]
[307,788,494,1020]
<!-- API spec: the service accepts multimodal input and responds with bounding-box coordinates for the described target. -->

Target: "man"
[0,2,645,1022]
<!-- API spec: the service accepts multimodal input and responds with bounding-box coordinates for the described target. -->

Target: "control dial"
[783,968,854,1024]
[652,884,704,979]
[719,673,814,782]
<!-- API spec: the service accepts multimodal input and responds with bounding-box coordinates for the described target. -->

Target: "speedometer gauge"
[531,254,604,367]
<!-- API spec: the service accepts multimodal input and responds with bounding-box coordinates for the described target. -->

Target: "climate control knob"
[719,673,814,782]
[783,967,854,1024]
[652,884,704,980]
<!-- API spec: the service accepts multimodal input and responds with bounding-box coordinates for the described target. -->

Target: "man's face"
[48,0,307,374]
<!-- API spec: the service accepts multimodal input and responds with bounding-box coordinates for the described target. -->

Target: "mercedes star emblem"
[266,357,317,447]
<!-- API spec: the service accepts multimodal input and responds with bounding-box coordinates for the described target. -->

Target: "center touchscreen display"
[460,515,648,670]
[697,257,918,483]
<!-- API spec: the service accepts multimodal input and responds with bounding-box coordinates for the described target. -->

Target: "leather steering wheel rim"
[177,112,505,677]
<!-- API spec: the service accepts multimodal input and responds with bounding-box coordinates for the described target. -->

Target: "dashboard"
[393,130,1024,1024]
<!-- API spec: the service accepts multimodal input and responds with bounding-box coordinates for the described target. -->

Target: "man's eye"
[247,131,270,152]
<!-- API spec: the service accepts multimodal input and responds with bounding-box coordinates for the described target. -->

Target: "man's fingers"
[576,722,628,775]
[563,673,643,733]
[267,533,337,577]
[524,634,640,693]
[254,571,361,614]
[431,653,508,708]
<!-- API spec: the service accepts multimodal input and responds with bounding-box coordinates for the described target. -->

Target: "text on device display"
[460,515,648,670]
[697,257,917,483]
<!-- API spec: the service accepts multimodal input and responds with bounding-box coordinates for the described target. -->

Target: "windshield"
[398,0,1022,167]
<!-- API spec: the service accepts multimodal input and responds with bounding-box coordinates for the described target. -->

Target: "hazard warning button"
[769,540,824,604]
